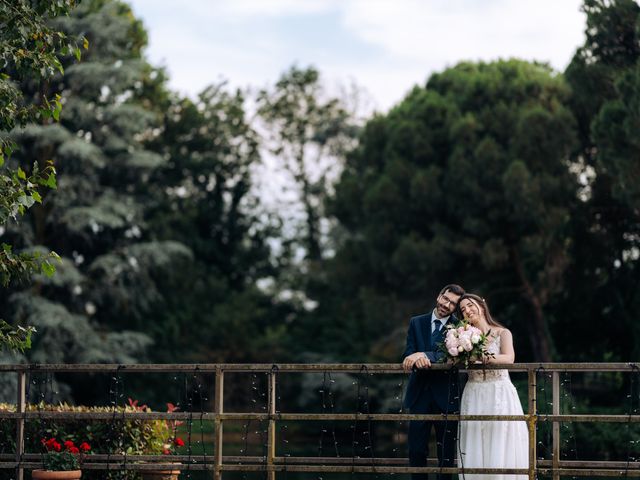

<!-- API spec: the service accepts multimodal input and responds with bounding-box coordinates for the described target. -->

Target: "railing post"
[527,368,537,480]
[214,368,224,480]
[552,371,560,480]
[267,370,277,480]
[16,369,26,480]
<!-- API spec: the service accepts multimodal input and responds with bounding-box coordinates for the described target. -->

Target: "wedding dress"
[458,331,529,480]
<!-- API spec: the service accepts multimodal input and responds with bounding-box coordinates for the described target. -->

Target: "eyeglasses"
[439,295,456,306]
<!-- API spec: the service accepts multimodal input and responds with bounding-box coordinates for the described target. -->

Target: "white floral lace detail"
[467,331,510,383]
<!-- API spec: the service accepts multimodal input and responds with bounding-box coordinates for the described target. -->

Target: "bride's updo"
[458,293,505,328]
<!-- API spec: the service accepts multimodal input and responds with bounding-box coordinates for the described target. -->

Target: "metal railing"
[0,362,639,479]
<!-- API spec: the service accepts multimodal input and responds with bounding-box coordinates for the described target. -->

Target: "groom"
[402,284,465,480]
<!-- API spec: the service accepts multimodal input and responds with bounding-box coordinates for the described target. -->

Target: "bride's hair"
[458,293,505,328]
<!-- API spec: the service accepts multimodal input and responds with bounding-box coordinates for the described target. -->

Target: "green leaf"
[83,37,89,50]
[52,102,61,121]
[17,195,36,208]
[17,167,26,180]
[32,191,42,203]
[74,47,81,62]
[41,261,56,277]
[45,172,57,189]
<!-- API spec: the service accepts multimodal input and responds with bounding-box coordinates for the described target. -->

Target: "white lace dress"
[458,332,529,480]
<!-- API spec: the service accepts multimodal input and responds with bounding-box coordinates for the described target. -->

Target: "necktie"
[432,319,443,346]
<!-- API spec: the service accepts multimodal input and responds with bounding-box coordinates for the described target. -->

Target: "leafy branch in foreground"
[0,319,36,352]
[0,0,84,351]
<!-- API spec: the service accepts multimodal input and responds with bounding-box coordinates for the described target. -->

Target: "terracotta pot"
[141,469,181,480]
[31,470,82,480]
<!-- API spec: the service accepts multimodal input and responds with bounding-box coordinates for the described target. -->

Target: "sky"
[127,0,587,114]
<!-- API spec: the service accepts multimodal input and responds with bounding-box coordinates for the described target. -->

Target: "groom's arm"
[402,317,432,371]
[402,318,418,359]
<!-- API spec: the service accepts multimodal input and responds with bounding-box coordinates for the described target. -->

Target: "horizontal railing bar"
[2,454,637,469]
[538,469,640,477]
[0,412,213,420]
[1,460,637,476]
[0,463,532,474]
[0,362,637,373]
[538,460,640,469]
[220,465,531,474]
[2,411,638,422]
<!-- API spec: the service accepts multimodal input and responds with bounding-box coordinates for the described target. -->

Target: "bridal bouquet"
[439,320,493,367]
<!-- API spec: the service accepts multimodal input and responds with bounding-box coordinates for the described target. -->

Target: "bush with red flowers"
[127,398,186,455]
[41,437,91,471]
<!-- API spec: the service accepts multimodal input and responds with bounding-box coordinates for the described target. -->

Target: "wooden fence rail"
[1,362,639,479]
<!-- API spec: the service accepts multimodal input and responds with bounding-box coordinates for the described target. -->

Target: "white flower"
[471,333,481,344]
[457,345,464,352]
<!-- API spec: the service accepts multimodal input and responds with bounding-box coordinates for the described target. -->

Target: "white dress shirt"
[431,309,451,333]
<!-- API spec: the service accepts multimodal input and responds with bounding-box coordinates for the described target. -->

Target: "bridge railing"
[0,362,638,479]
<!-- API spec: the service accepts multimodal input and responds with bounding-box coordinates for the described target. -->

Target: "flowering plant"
[40,437,90,471]
[438,320,494,367]
[127,398,185,455]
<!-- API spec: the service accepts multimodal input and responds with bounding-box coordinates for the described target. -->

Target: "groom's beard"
[436,304,452,318]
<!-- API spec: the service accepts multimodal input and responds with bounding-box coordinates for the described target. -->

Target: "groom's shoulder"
[409,312,431,324]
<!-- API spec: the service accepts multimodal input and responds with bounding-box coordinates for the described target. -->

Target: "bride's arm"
[486,329,515,364]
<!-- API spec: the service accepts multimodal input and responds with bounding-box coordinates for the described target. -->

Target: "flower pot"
[141,468,180,480]
[31,470,82,480]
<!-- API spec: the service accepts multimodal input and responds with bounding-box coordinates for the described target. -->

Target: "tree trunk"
[511,247,553,362]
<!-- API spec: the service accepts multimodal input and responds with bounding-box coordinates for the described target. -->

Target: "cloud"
[129,0,586,112]
[340,0,585,70]
[220,0,338,17]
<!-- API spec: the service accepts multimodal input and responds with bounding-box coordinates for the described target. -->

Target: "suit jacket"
[402,311,461,412]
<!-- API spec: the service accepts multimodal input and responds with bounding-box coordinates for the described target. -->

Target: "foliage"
[0,0,170,378]
[145,83,294,363]
[0,402,171,479]
[0,319,34,353]
[126,399,184,455]
[257,65,359,262]
[0,0,86,161]
[561,0,640,361]
[303,60,577,362]
[0,0,87,350]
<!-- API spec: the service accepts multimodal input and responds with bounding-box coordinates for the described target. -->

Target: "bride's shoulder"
[492,327,512,338]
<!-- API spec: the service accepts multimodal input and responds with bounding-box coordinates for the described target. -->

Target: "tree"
[257,65,359,262]
[562,0,640,360]
[312,60,578,362]
[0,0,87,351]
[146,84,293,362]
[0,0,182,375]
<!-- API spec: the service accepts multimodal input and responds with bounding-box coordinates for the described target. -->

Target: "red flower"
[174,437,185,447]
[64,440,75,451]
[79,442,91,452]
[44,438,57,450]
[69,446,80,454]
[52,441,61,452]
[162,449,171,455]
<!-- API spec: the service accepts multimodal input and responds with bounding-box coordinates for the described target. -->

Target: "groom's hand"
[403,352,431,372]
[414,354,431,369]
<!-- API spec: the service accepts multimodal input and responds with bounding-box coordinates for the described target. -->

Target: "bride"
[457,294,528,480]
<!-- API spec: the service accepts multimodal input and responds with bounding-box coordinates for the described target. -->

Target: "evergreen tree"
[0,0,186,376]
[310,60,578,362]
[0,0,86,351]
[562,0,640,360]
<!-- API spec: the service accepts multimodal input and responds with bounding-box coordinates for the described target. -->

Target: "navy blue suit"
[403,311,460,480]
